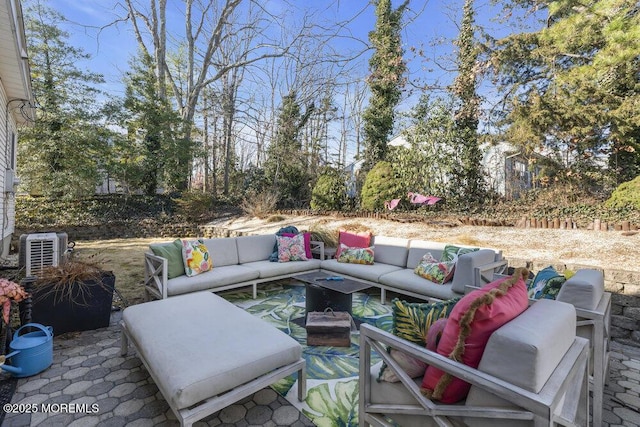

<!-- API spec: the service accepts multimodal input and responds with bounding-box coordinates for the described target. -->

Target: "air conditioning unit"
[19,232,69,277]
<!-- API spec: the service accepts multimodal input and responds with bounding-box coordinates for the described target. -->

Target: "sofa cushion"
[421,268,529,403]
[464,300,577,427]
[242,259,321,279]
[122,292,302,410]
[181,238,213,277]
[236,235,277,264]
[166,265,260,296]
[203,237,239,267]
[556,268,604,310]
[481,299,576,393]
[370,362,450,427]
[371,236,410,267]
[378,269,459,301]
[150,239,185,279]
[321,258,402,283]
[337,244,375,265]
[335,230,372,258]
[276,234,308,262]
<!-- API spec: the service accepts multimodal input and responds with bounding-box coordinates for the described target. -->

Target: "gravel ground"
[210,213,639,272]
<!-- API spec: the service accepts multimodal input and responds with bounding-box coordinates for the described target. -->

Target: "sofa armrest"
[359,323,589,427]
[144,252,169,300]
[451,249,501,294]
[473,260,509,288]
[310,240,324,260]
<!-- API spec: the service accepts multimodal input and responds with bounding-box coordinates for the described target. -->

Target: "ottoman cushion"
[123,291,301,410]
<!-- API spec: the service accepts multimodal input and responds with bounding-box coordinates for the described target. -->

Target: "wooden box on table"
[305,311,351,347]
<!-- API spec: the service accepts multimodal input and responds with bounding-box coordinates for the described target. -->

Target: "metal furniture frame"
[359,323,590,427]
[473,265,611,426]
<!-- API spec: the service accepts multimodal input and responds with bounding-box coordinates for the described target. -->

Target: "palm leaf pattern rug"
[221,281,392,427]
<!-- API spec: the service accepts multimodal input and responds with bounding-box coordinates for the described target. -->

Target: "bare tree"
[122,0,305,188]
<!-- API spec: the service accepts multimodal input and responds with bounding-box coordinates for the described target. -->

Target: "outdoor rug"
[221,281,392,427]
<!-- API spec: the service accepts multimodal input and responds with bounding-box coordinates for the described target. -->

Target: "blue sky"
[43,0,541,98]
[39,0,542,163]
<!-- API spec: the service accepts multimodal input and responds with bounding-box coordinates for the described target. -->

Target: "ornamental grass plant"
[32,255,111,307]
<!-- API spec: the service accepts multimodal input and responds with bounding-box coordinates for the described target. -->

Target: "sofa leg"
[253,284,257,299]
[381,289,386,305]
[120,326,129,356]
[297,364,306,402]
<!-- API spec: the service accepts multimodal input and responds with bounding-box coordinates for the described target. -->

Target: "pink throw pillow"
[379,317,449,383]
[425,318,448,352]
[335,230,372,258]
[420,269,529,403]
[378,349,428,382]
[282,232,312,259]
[276,234,308,262]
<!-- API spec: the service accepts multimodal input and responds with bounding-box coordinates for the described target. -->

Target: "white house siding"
[0,0,34,258]
[482,143,510,196]
[0,84,17,257]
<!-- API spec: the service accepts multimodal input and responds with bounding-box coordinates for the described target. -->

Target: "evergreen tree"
[113,49,186,195]
[360,161,403,211]
[310,167,347,210]
[18,0,110,197]
[263,92,314,207]
[492,0,640,187]
[450,0,485,205]
[361,0,409,174]
[389,95,458,197]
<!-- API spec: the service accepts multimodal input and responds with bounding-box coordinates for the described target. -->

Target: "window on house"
[514,160,526,178]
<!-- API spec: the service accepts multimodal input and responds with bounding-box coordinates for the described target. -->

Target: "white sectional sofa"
[145,234,504,304]
[359,299,590,426]
[321,235,504,303]
[144,234,324,300]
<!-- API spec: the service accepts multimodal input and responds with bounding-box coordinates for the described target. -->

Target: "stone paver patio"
[2,307,640,426]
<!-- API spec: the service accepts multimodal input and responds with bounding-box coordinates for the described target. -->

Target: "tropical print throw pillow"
[181,238,213,277]
[336,244,375,265]
[276,234,308,262]
[528,265,567,300]
[414,252,456,284]
[440,244,479,262]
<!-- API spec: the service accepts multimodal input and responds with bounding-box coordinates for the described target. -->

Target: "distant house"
[386,133,539,199]
[0,0,34,256]
[482,142,541,199]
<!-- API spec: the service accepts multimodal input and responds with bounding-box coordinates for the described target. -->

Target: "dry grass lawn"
[75,213,639,308]
[74,237,170,306]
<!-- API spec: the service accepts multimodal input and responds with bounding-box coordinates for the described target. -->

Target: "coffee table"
[293,272,371,322]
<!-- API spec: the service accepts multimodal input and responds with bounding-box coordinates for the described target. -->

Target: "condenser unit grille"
[24,233,60,277]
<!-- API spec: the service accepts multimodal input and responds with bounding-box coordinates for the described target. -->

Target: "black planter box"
[29,271,116,336]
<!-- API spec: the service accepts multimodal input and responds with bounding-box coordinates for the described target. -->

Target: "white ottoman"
[121,291,306,426]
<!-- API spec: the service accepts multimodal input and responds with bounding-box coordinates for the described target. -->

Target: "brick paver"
[2,311,315,426]
[3,309,639,426]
